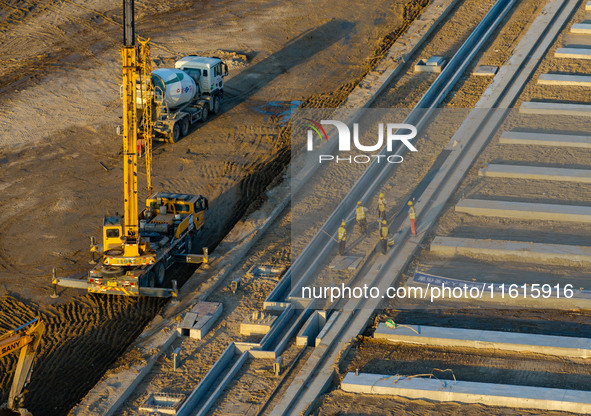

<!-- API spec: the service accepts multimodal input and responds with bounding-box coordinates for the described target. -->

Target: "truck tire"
[212,95,221,115]
[156,263,166,286]
[201,106,209,122]
[180,117,190,137]
[170,123,180,143]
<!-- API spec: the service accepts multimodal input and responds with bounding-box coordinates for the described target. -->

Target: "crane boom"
[121,0,140,257]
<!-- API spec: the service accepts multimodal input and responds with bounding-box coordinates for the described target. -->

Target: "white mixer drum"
[151,68,197,109]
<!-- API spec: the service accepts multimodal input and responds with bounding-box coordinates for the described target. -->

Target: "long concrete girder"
[341,373,591,414]
[430,236,591,264]
[455,199,591,223]
[538,73,591,86]
[268,0,579,414]
[499,130,591,147]
[479,163,591,182]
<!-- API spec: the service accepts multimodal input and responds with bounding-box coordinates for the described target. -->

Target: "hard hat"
[408,201,413,206]
[341,221,346,226]
[379,193,384,198]
[382,220,387,225]
[357,201,362,206]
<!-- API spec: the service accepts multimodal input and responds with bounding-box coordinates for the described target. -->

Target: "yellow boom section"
[121,44,140,257]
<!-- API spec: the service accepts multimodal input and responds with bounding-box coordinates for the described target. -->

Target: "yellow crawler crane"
[55,0,208,298]
[0,318,44,416]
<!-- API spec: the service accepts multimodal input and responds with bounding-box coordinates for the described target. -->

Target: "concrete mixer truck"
[141,56,228,143]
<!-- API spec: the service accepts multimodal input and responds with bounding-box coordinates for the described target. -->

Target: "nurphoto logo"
[304,118,418,164]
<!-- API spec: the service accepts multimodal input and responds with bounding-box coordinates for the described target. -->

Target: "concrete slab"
[341,372,591,414]
[455,199,591,223]
[479,164,591,183]
[555,47,591,59]
[472,65,498,76]
[538,73,591,86]
[571,23,591,34]
[499,131,591,147]
[414,56,446,73]
[139,393,186,415]
[520,101,591,116]
[329,255,362,270]
[430,236,591,264]
[373,322,591,357]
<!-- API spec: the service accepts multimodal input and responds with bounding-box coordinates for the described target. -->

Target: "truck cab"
[175,56,228,96]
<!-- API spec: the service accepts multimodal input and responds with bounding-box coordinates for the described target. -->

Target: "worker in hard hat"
[377,192,386,221]
[408,200,416,235]
[337,220,347,255]
[356,201,368,236]
[379,220,389,254]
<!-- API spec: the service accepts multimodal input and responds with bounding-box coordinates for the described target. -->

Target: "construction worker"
[408,200,416,235]
[356,201,368,235]
[377,192,386,220]
[379,220,389,254]
[337,220,347,255]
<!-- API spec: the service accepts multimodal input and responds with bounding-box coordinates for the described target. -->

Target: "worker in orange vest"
[337,220,347,255]
[377,193,386,220]
[356,201,368,235]
[408,200,416,235]
[379,220,389,254]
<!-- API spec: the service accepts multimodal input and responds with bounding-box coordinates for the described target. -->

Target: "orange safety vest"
[378,197,386,212]
[356,206,366,220]
[409,206,416,220]
[338,226,346,241]
[380,225,389,239]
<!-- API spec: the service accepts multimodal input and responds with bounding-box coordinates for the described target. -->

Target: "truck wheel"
[212,96,221,115]
[201,106,209,122]
[170,123,180,143]
[180,118,190,137]
[156,263,166,286]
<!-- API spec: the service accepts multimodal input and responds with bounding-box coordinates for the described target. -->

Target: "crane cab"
[103,216,123,251]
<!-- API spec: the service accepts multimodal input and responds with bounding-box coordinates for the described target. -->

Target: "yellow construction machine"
[0,318,44,416]
[55,0,209,298]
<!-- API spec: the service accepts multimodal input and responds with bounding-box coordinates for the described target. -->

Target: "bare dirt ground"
[315,390,582,416]
[0,0,433,414]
